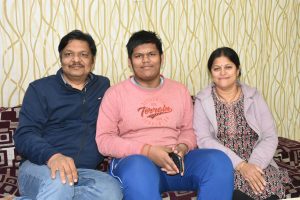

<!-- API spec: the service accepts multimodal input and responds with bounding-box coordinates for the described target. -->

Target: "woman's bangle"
[236,161,246,171]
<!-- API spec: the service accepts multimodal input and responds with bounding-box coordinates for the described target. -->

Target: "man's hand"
[47,153,78,185]
[236,161,266,194]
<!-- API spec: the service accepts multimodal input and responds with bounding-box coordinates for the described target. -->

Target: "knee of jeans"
[214,152,233,179]
[19,173,74,198]
[195,149,233,176]
[94,182,123,200]
[209,149,232,165]
[83,175,123,200]
[122,155,155,173]
[99,191,123,200]
[115,155,159,186]
[104,180,123,200]
[41,174,74,195]
[84,186,123,200]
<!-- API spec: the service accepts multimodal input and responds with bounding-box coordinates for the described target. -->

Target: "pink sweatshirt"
[96,77,196,158]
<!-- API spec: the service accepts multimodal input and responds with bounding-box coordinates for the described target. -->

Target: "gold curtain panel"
[0,0,299,141]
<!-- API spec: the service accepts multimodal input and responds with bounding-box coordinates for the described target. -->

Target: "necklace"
[215,86,241,104]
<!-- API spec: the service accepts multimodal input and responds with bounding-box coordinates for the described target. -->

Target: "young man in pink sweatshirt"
[96,30,234,200]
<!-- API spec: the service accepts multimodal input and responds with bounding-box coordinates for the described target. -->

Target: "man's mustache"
[70,64,84,67]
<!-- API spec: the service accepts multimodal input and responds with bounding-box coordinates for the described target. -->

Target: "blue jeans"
[110,149,234,200]
[15,160,123,200]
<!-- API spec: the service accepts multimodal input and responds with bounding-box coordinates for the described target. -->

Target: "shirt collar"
[130,75,164,89]
[60,72,93,88]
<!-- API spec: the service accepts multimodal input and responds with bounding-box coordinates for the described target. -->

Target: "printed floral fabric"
[212,87,290,199]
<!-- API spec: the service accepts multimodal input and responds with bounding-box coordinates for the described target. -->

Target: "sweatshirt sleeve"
[13,84,59,165]
[176,88,197,150]
[96,88,145,158]
[247,92,278,169]
[193,96,244,168]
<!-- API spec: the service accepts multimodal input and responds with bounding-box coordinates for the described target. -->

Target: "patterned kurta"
[212,87,290,199]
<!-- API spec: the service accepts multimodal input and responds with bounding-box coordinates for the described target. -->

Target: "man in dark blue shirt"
[14,30,122,200]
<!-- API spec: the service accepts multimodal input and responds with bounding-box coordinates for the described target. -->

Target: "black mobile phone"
[168,152,183,173]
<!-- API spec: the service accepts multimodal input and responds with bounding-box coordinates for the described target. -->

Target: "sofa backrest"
[0,106,22,169]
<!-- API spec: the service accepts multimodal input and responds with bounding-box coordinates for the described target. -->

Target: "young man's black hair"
[126,30,163,59]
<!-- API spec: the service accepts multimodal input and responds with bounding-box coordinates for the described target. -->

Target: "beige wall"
[0,0,299,141]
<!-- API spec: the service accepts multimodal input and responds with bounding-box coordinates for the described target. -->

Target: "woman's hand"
[236,161,266,194]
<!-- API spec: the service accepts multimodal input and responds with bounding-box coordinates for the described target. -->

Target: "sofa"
[0,105,299,199]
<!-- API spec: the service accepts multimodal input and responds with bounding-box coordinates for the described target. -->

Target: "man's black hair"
[58,30,97,57]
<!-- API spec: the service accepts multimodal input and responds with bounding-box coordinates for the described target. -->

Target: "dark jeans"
[233,190,279,200]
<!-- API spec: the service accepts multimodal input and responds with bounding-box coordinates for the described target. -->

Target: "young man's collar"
[130,75,164,89]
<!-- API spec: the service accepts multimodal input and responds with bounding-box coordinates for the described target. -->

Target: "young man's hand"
[142,145,179,175]
[141,144,189,176]
[172,143,188,175]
